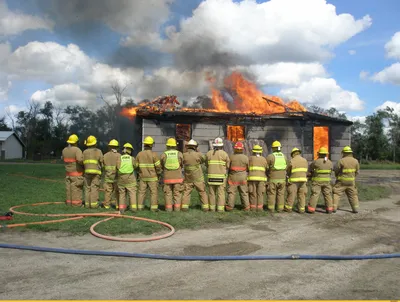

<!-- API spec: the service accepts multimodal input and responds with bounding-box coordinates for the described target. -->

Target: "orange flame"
[120,71,306,119]
[213,71,306,114]
[227,125,245,142]
[121,101,148,118]
[211,88,230,112]
[313,126,329,160]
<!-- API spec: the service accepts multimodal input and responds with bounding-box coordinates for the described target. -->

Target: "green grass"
[0,164,392,236]
[353,183,392,201]
[360,162,400,170]
[1,158,64,164]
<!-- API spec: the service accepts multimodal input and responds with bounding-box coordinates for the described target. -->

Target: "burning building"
[122,72,352,163]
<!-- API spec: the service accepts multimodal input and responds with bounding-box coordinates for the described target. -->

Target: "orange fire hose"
[2,202,175,242]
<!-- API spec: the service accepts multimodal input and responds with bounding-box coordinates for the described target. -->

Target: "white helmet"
[187,139,198,146]
[213,137,224,147]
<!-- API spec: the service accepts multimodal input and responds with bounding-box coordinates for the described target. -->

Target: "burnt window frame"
[226,124,246,142]
[312,125,330,160]
[175,123,192,153]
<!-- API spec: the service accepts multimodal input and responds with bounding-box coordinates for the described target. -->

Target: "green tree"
[365,111,390,160]
[0,116,11,131]
[307,105,348,120]
[383,107,400,162]
[351,120,367,161]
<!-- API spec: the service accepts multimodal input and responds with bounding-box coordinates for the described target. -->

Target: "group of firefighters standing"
[62,133,360,214]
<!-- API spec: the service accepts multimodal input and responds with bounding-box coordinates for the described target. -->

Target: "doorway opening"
[313,126,329,159]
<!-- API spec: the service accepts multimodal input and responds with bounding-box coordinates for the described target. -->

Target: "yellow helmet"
[342,146,353,153]
[318,147,329,154]
[108,139,119,147]
[166,138,177,147]
[252,144,263,153]
[272,141,281,148]
[85,135,97,146]
[123,143,133,149]
[67,134,79,144]
[143,136,154,145]
[291,147,301,155]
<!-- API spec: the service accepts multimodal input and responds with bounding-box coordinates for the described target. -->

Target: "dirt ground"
[1,170,399,300]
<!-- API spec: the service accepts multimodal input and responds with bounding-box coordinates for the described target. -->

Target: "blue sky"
[327,0,400,114]
[1,0,399,120]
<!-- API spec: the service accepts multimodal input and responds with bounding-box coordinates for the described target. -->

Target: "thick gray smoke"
[31,0,173,69]
[173,36,255,71]
[29,0,267,100]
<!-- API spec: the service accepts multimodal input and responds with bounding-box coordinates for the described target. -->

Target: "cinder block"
[194,123,224,130]
[143,127,164,136]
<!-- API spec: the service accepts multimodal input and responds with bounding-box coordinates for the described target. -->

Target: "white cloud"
[5,104,25,115]
[31,84,96,107]
[245,62,327,86]
[0,103,25,125]
[0,73,11,101]
[349,115,366,124]
[368,32,400,86]
[280,77,364,111]
[0,42,11,100]
[0,41,10,63]
[8,42,93,84]
[385,32,400,60]
[7,42,144,106]
[348,50,356,55]
[85,63,144,94]
[163,0,371,68]
[0,0,54,36]
[375,101,400,114]
[371,63,400,85]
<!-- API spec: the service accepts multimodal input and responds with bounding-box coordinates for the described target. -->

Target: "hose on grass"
[1,202,400,261]
[1,202,175,242]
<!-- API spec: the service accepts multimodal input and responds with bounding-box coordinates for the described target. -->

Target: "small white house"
[0,131,25,160]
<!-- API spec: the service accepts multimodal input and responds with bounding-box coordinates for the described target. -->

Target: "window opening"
[227,125,245,142]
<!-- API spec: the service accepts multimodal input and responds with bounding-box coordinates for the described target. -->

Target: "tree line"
[0,95,399,163]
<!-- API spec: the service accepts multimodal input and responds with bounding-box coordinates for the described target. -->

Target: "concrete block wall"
[246,120,304,159]
[142,119,175,153]
[141,117,352,164]
[192,123,225,154]
[330,125,351,163]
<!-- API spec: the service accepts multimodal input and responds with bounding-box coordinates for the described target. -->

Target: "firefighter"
[82,135,103,208]
[62,134,84,207]
[160,138,184,212]
[136,136,162,211]
[102,139,120,209]
[117,143,137,214]
[226,142,250,211]
[332,146,360,213]
[308,147,334,214]
[181,139,209,211]
[266,141,287,213]
[247,144,268,211]
[205,137,230,212]
[285,147,308,213]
